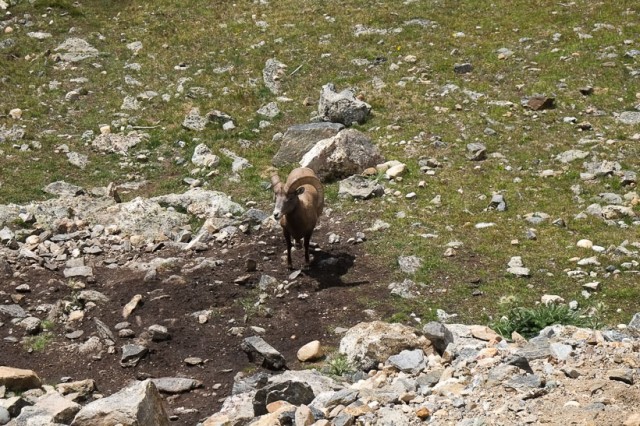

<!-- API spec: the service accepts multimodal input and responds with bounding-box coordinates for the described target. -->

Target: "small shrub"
[490,304,596,339]
[24,332,54,352]
[326,353,354,377]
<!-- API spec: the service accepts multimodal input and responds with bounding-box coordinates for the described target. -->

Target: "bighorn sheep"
[271,167,324,269]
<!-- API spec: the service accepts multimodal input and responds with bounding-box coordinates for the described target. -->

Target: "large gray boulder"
[300,129,384,181]
[317,83,372,125]
[71,380,169,426]
[88,197,189,240]
[272,122,344,167]
[339,321,433,371]
[150,188,244,218]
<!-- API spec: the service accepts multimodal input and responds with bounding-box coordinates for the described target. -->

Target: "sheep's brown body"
[271,167,324,269]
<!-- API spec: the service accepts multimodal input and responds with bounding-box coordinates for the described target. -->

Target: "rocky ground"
[0,188,639,425]
[2,1,640,425]
[0,186,401,425]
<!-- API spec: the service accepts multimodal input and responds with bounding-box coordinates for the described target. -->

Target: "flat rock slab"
[150,378,202,394]
[241,336,287,370]
[0,304,27,318]
[64,266,94,278]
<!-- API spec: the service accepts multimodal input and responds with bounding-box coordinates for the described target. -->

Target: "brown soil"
[0,217,397,425]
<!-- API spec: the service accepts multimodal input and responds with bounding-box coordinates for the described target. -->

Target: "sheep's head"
[270,168,323,221]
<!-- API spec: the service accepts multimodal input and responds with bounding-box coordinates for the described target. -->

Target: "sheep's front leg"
[303,231,313,266]
[283,229,293,269]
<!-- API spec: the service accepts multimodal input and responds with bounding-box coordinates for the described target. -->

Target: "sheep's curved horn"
[286,174,324,203]
[270,173,282,189]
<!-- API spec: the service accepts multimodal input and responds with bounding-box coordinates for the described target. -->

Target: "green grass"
[1,0,640,329]
[490,304,600,339]
[24,332,54,352]
[325,352,355,377]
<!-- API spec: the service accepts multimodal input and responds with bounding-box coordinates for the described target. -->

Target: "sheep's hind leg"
[303,232,312,267]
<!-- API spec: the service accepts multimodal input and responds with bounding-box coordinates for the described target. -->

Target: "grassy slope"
[1,0,639,325]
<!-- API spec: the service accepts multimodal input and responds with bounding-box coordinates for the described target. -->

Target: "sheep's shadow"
[305,250,368,290]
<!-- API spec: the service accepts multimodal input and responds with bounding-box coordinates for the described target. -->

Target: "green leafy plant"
[326,353,355,377]
[490,304,598,339]
[24,332,54,352]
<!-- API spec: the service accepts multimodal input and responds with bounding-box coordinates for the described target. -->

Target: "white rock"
[577,256,600,266]
[9,108,22,119]
[576,239,593,249]
[475,222,495,229]
[507,266,530,277]
[507,256,524,268]
[541,295,565,305]
[297,340,324,362]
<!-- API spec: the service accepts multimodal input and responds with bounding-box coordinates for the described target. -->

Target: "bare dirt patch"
[0,216,396,425]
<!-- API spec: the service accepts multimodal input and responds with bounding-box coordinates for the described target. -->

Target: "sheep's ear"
[295,187,305,195]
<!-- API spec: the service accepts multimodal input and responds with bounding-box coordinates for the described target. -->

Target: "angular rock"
[182,107,208,131]
[263,58,287,94]
[0,124,25,143]
[150,377,202,394]
[628,313,640,332]
[56,379,96,401]
[64,266,94,278]
[54,38,99,62]
[325,389,359,410]
[398,256,422,274]
[339,321,432,370]
[617,111,640,125]
[0,304,27,318]
[388,279,422,299]
[18,316,41,335]
[77,290,107,304]
[526,95,555,110]
[0,367,42,391]
[0,396,29,418]
[91,132,148,155]
[556,149,590,163]
[71,380,169,426]
[241,336,287,370]
[608,368,634,385]
[338,175,384,200]
[253,380,315,416]
[422,322,454,355]
[273,122,344,167]
[387,349,427,374]
[148,324,170,342]
[15,392,81,424]
[300,129,384,181]
[317,83,371,125]
[191,143,220,168]
[123,294,142,319]
[43,181,85,198]
[120,344,149,368]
